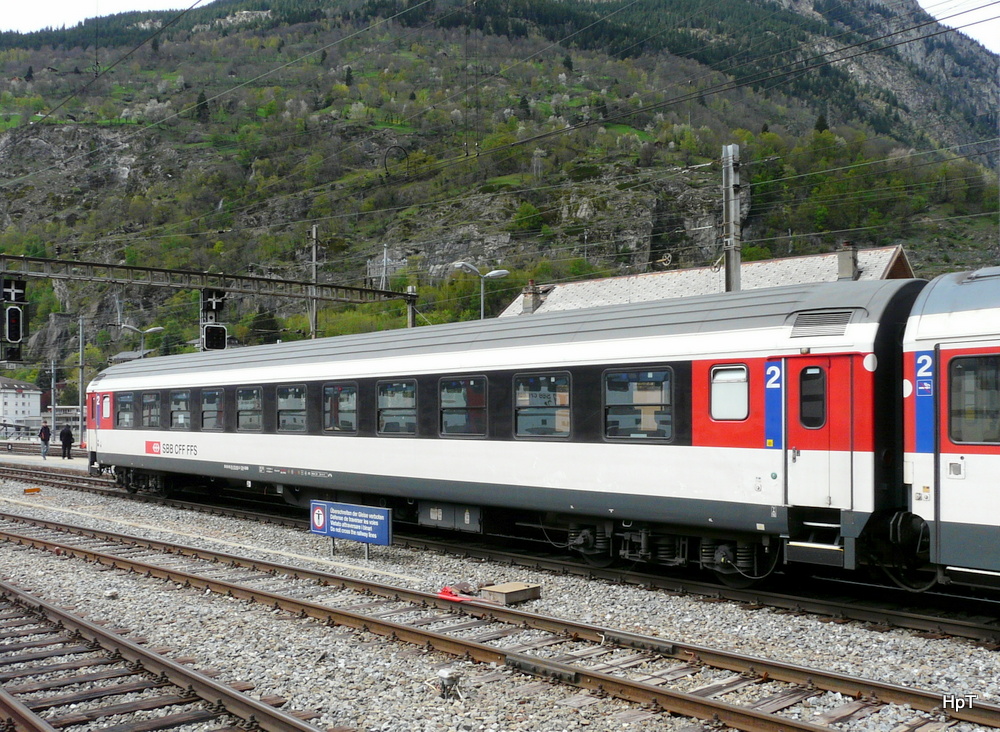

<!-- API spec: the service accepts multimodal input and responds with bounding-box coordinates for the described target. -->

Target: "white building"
[0,376,42,438]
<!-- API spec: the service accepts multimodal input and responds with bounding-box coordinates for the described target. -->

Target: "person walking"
[38,421,51,460]
[59,425,74,459]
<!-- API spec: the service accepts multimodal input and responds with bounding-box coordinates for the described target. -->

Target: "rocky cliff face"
[767,0,998,163]
[0,124,181,232]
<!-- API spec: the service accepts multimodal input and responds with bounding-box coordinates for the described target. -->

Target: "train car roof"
[905,267,1000,346]
[91,277,926,389]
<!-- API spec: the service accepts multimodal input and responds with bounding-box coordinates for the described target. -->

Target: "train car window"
[949,356,1000,444]
[604,370,672,438]
[236,387,263,431]
[201,389,224,431]
[102,395,112,421]
[440,377,487,436]
[116,393,134,428]
[323,383,357,432]
[514,374,570,437]
[799,367,826,429]
[170,391,191,430]
[141,393,160,428]
[377,380,417,435]
[710,365,749,421]
[277,384,307,432]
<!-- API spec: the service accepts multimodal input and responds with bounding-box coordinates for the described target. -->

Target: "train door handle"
[791,447,800,463]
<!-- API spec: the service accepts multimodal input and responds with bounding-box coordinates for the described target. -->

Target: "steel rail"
[0,579,323,731]
[5,465,1000,642]
[0,686,60,732]
[0,525,823,732]
[395,536,1000,644]
[2,515,996,729]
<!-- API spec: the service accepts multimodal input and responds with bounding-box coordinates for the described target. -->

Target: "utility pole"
[407,285,416,328]
[722,144,742,292]
[50,358,56,426]
[379,242,389,291]
[78,316,85,444]
[310,225,318,339]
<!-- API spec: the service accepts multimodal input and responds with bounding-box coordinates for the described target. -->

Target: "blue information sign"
[310,500,393,546]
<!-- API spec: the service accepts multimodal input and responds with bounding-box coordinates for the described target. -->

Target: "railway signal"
[203,324,227,350]
[201,289,226,322]
[2,279,26,302]
[5,305,23,343]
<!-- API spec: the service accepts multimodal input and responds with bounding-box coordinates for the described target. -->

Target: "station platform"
[0,447,91,473]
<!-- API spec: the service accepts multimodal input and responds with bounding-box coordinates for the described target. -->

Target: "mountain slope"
[0,0,995,377]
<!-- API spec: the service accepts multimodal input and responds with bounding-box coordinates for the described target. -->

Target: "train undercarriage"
[109,466,935,589]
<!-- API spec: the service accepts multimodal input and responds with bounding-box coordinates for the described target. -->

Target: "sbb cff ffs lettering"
[203,324,227,350]
[5,306,23,343]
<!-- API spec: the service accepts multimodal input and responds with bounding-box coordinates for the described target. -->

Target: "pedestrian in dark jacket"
[59,425,73,459]
[38,421,50,460]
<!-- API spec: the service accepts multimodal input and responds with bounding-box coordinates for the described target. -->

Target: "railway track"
[5,461,1000,646]
[0,577,325,731]
[0,511,996,732]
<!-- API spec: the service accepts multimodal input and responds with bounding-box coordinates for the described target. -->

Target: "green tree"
[510,202,543,232]
[195,91,210,122]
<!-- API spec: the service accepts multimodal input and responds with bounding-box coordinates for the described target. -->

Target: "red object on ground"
[437,586,476,602]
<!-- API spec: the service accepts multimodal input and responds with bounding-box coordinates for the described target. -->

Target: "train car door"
[785,356,853,509]
[936,348,1000,570]
[89,392,114,448]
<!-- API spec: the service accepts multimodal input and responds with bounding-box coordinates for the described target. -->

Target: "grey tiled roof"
[500,246,912,317]
[0,377,41,392]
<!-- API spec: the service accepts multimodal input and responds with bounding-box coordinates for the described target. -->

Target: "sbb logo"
[145,441,162,455]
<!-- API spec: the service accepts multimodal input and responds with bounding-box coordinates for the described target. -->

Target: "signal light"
[203,324,227,350]
[5,306,22,343]
[202,289,227,312]
[3,344,21,362]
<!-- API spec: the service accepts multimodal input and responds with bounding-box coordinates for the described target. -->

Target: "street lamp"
[453,261,509,319]
[119,324,165,359]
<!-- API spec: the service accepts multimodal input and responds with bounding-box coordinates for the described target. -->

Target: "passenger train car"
[85,268,1000,589]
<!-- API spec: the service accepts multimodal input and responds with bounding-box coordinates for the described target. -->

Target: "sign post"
[310,500,392,559]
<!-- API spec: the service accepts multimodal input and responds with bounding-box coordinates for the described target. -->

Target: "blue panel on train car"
[914,351,935,454]
[310,500,392,546]
[764,360,783,449]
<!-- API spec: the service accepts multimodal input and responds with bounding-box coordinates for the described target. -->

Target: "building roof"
[500,245,913,317]
[109,348,155,364]
[0,377,42,392]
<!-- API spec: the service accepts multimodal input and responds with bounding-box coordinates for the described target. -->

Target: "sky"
[0,0,998,54]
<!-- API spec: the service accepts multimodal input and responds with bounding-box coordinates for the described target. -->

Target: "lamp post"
[453,261,509,319]
[119,324,165,359]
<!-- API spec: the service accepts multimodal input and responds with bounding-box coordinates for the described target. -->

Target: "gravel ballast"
[0,481,994,731]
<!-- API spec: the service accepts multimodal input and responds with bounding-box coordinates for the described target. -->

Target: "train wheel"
[707,542,777,588]
[569,526,615,567]
[580,552,617,568]
[116,471,138,495]
[713,569,760,589]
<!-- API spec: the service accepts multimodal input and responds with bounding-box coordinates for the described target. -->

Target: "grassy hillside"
[0,0,995,398]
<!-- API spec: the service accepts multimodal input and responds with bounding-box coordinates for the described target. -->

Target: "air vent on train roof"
[791,311,853,337]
